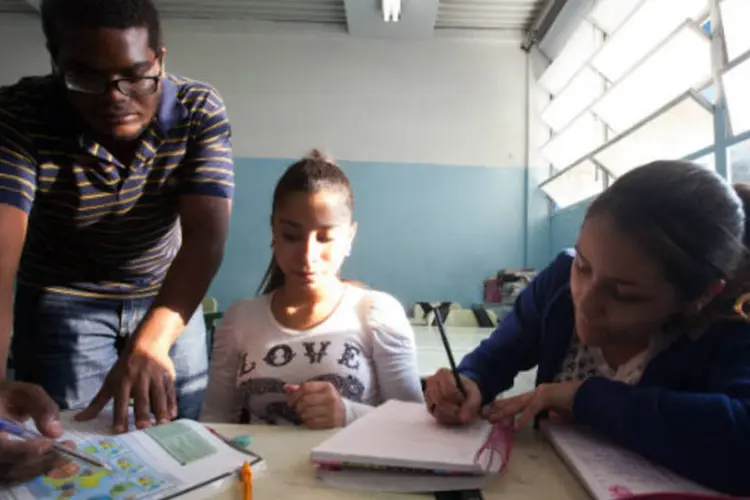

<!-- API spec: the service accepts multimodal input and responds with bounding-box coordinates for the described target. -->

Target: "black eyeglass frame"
[59,56,164,97]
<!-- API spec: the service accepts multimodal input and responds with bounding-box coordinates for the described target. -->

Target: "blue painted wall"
[209,158,527,310]
[526,166,553,270]
[549,199,591,259]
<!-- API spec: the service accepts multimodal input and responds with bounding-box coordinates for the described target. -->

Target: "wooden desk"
[413,326,537,397]
[191,423,588,499]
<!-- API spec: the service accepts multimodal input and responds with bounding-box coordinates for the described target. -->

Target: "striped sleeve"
[182,89,235,199]
[0,108,36,213]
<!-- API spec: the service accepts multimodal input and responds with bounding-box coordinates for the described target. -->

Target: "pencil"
[433,309,468,397]
[241,461,252,500]
[0,418,113,472]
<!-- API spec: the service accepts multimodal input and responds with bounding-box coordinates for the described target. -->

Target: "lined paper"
[544,422,715,499]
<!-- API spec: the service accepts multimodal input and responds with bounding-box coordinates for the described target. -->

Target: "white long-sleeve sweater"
[200,285,424,425]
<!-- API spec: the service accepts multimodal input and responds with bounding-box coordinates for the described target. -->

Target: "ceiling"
[437,0,544,31]
[0,0,34,13]
[0,0,546,38]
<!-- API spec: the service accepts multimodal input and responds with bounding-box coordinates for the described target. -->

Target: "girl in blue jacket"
[424,161,750,496]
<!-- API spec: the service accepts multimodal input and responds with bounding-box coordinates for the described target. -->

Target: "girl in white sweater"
[200,151,424,428]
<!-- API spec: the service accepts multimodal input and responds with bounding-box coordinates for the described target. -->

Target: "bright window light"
[593,95,714,177]
[588,0,641,35]
[540,67,605,132]
[538,22,600,96]
[590,0,707,82]
[721,0,750,62]
[724,57,750,136]
[541,113,604,170]
[692,152,715,171]
[540,160,604,209]
[729,138,750,183]
[592,24,711,134]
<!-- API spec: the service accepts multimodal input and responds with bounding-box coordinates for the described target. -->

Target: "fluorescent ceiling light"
[538,22,600,96]
[541,67,605,132]
[724,57,750,136]
[593,94,714,177]
[383,0,401,22]
[721,0,750,62]
[541,113,604,170]
[540,160,604,209]
[592,23,711,134]
[590,0,707,82]
[588,0,641,35]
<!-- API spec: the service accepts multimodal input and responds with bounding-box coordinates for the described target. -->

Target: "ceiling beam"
[521,0,567,51]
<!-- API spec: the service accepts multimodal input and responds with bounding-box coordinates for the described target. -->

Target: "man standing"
[0,0,233,432]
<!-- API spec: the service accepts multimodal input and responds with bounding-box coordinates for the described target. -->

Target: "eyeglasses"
[62,59,163,97]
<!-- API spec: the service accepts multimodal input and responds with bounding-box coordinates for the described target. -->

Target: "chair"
[202,297,219,314]
[427,309,478,327]
[201,296,221,355]
[204,311,224,357]
[426,307,498,327]
[411,302,461,325]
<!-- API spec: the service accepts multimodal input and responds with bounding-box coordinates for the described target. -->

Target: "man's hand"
[424,368,483,425]
[483,381,584,430]
[284,382,346,429]
[75,340,177,434]
[0,382,68,485]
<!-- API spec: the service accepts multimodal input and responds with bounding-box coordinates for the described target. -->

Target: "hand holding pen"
[424,310,484,426]
[0,381,68,485]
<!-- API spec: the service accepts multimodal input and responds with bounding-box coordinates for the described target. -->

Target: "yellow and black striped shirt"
[0,74,234,298]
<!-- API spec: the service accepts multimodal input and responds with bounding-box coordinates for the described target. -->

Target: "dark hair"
[258,150,354,295]
[586,160,750,323]
[41,0,163,60]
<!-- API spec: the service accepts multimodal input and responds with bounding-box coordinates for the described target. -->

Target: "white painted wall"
[0,16,528,167]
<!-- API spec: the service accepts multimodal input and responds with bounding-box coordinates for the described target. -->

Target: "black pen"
[433,309,468,398]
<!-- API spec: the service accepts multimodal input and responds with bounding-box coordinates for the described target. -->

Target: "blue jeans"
[11,284,208,419]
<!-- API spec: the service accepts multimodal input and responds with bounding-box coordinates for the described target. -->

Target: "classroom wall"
[549,200,589,258]
[525,47,553,270]
[0,17,529,309]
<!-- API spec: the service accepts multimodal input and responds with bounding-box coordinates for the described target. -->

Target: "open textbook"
[543,421,720,500]
[0,411,263,500]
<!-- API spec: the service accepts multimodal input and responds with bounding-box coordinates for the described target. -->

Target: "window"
[538,21,601,95]
[540,160,605,209]
[591,24,711,134]
[723,57,750,136]
[589,0,707,82]
[593,94,714,176]
[729,138,750,183]
[534,0,723,210]
[540,67,605,132]
[588,0,641,35]
[721,0,750,62]
[692,152,715,171]
[541,113,605,170]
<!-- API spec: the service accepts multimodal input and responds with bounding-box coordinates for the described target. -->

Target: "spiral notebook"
[310,400,513,493]
[543,421,727,500]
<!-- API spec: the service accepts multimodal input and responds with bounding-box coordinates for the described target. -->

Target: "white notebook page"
[311,400,507,474]
[544,422,715,500]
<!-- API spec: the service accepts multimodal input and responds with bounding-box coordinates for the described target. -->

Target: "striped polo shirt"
[0,74,234,298]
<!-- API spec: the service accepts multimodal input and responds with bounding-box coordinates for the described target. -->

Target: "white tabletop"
[194,422,588,499]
